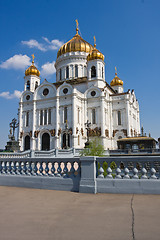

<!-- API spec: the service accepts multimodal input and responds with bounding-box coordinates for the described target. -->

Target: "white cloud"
[21,37,64,52]
[0,54,31,70]
[0,90,22,99]
[41,61,56,77]
[21,39,46,51]
[42,37,64,50]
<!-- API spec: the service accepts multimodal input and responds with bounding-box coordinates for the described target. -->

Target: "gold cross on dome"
[31,54,35,64]
[76,19,79,29]
[75,19,79,34]
[115,66,117,75]
[94,36,96,47]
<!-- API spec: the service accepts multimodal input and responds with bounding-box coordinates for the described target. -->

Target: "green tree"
[80,138,105,157]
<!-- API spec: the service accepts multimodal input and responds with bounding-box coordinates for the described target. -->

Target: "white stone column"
[55,96,59,148]
[72,89,76,148]
[100,93,105,138]
[32,101,36,150]
[126,99,130,137]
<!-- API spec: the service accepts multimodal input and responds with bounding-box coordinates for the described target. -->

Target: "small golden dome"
[25,54,40,77]
[57,22,93,58]
[110,68,123,86]
[87,36,104,61]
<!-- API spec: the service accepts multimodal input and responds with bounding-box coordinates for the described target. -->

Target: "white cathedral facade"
[18,25,140,151]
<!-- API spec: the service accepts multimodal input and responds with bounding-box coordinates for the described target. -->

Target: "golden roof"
[25,54,40,77]
[110,67,123,86]
[87,36,104,61]
[57,21,93,58]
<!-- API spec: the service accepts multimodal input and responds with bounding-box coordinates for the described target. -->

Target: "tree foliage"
[80,138,105,157]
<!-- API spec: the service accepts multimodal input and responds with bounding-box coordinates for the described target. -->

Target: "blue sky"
[0,0,160,148]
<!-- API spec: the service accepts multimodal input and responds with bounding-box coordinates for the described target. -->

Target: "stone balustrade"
[0,155,160,194]
[96,157,160,179]
[0,158,80,178]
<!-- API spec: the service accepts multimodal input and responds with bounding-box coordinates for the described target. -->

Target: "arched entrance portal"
[62,133,70,149]
[24,135,30,150]
[42,133,50,151]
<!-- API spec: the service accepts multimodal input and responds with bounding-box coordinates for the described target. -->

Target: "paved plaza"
[0,186,160,240]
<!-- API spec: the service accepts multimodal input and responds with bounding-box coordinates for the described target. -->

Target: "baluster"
[70,162,75,178]
[106,167,113,179]
[150,168,157,179]
[141,168,147,179]
[2,161,7,174]
[56,162,62,177]
[76,162,81,177]
[17,161,22,175]
[26,162,32,175]
[50,162,55,176]
[116,167,122,179]
[7,161,12,175]
[133,168,139,179]
[21,161,27,175]
[39,162,43,176]
[45,162,49,176]
[0,161,2,174]
[98,162,104,178]
[33,161,38,176]
[63,162,68,178]
[12,161,17,175]
[124,168,130,179]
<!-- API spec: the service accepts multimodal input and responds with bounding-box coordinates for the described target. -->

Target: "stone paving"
[0,186,160,240]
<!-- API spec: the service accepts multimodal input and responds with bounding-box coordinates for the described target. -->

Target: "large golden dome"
[110,68,123,86]
[25,54,40,77]
[57,27,93,58]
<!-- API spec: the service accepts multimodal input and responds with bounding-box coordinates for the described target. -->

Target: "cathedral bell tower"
[87,36,105,88]
[24,54,40,92]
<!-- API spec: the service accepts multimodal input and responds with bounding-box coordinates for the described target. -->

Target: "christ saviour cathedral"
[18,22,141,151]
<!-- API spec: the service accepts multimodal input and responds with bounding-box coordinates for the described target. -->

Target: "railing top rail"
[0,157,80,162]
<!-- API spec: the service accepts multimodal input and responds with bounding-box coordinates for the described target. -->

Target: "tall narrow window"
[27,81,30,90]
[78,135,80,145]
[64,107,67,123]
[40,110,43,125]
[78,108,80,124]
[118,111,121,125]
[66,66,69,79]
[75,65,78,78]
[91,66,96,78]
[26,112,29,127]
[92,109,96,124]
[59,68,62,81]
[35,81,38,90]
[44,109,47,125]
[48,109,51,124]
[102,67,104,78]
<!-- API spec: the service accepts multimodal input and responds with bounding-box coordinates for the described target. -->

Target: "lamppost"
[85,120,91,148]
[9,118,19,140]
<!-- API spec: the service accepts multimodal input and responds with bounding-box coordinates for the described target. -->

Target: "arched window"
[91,66,96,78]
[42,133,50,151]
[66,66,69,79]
[35,81,38,90]
[64,107,67,123]
[27,81,30,90]
[59,68,62,80]
[75,65,78,78]
[92,109,96,124]
[102,67,104,78]
[24,135,30,150]
[118,111,121,125]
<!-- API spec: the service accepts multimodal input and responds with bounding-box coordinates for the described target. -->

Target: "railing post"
[79,156,97,194]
